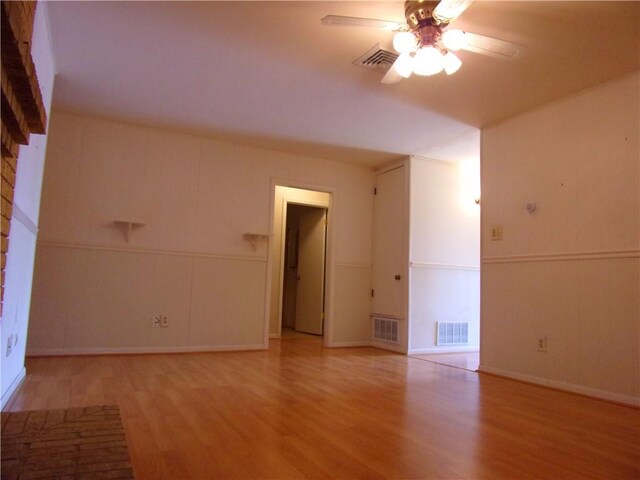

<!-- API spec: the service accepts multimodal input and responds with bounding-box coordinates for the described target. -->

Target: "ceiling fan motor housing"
[404,0,441,29]
[405,1,448,50]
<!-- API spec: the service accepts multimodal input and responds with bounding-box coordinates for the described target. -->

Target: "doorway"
[268,186,331,342]
[282,205,327,336]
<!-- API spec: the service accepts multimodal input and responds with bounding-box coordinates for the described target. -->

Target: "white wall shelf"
[113,220,145,243]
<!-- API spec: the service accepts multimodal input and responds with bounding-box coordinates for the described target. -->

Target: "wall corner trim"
[0,367,26,409]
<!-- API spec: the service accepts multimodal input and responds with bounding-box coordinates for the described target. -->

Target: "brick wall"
[0,0,47,314]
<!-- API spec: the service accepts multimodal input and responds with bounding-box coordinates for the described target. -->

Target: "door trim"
[266,179,335,347]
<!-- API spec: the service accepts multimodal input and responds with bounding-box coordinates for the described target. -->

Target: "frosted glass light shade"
[394,54,413,78]
[442,29,467,51]
[443,52,462,75]
[393,31,417,54]
[412,46,444,76]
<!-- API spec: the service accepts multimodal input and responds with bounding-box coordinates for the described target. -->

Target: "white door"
[372,166,406,317]
[295,208,327,335]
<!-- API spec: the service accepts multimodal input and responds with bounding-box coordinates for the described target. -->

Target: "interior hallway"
[4,337,639,479]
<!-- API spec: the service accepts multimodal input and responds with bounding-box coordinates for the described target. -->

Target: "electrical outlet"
[152,316,161,327]
[537,336,547,352]
[160,316,169,328]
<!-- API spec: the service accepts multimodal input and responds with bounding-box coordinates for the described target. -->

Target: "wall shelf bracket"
[114,220,146,243]
[243,233,272,251]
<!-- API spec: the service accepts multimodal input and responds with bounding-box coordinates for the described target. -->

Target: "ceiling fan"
[321,0,522,83]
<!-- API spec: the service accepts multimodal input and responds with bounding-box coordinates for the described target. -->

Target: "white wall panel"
[29,111,374,354]
[481,71,640,404]
[482,258,639,399]
[331,265,372,346]
[30,246,192,352]
[408,157,480,352]
[189,258,267,347]
[409,267,479,350]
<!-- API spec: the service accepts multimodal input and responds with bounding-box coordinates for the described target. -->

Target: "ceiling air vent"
[353,44,399,71]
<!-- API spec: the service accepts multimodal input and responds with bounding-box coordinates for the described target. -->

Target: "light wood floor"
[410,352,480,372]
[5,337,639,479]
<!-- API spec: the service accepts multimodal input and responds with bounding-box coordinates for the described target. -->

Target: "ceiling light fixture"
[393,31,417,54]
[393,53,414,78]
[392,24,466,79]
[443,51,462,74]
[412,46,444,76]
[441,29,467,51]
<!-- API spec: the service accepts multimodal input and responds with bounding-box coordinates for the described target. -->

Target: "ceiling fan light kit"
[322,0,522,84]
[393,31,418,54]
[390,0,470,79]
[394,53,414,78]
[391,28,466,77]
[412,45,445,76]
[441,29,467,51]
[443,51,462,75]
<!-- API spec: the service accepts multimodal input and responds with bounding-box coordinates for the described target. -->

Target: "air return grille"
[373,317,399,343]
[353,44,399,71]
[437,322,469,345]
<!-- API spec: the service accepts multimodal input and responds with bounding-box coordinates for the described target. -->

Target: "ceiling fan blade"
[433,0,471,24]
[380,60,403,84]
[321,15,405,31]
[460,32,523,60]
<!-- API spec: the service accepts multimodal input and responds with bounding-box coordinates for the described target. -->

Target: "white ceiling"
[45,1,639,168]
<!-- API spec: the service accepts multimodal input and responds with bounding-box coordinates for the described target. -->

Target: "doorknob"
[394,274,401,280]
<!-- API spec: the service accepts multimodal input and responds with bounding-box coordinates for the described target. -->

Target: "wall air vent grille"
[373,317,399,343]
[437,322,469,345]
[353,45,399,71]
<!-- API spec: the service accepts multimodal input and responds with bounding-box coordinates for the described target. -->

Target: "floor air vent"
[437,322,469,345]
[353,45,399,71]
[373,317,399,343]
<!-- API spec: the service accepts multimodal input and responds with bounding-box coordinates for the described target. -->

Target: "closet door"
[372,166,407,318]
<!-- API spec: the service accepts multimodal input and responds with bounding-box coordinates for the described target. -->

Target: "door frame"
[283,203,328,336]
[265,179,335,347]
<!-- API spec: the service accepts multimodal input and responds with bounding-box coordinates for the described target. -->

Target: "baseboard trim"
[26,344,268,357]
[371,340,407,354]
[478,365,640,407]
[409,346,479,354]
[1,367,26,410]
[327,341,371,348]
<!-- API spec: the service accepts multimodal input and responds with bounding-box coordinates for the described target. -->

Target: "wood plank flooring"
[410,352,480,372]
[4,337,639,479]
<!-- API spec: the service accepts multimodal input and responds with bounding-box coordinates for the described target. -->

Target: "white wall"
[28,111,374,355]
[480,71,640,405]
[1,4,56,408]
[408,157,480,353]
